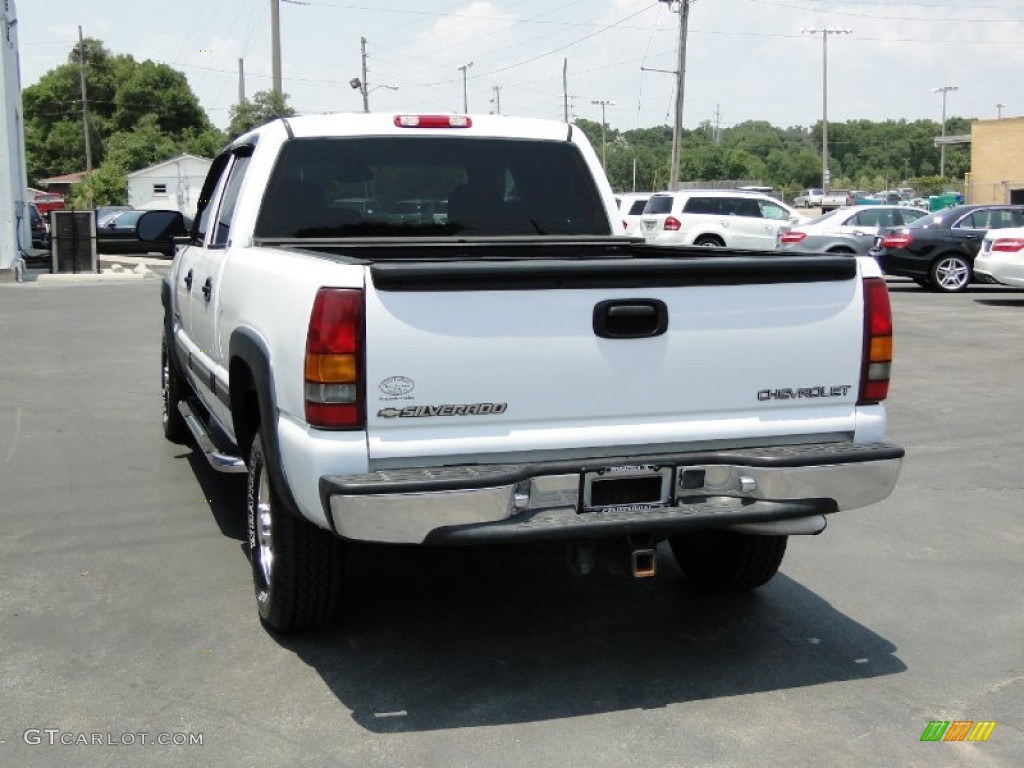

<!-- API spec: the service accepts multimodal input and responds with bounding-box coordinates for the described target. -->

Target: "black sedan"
[96,209,175,258]
[871,204,1024,292]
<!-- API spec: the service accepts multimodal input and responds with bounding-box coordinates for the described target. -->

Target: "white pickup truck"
[142,113,903,632]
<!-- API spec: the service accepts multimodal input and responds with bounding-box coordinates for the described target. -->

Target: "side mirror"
[136,210,187,243]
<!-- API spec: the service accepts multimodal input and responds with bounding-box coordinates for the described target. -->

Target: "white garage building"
[127,154,212,217]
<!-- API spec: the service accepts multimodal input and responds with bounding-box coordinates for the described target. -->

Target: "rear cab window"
[253,137,611,239]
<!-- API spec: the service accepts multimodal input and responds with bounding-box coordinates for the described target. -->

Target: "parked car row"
[777,205,930,256]
[796,187,933,211]
[869,204,1024,292]
[615,190,1024,295]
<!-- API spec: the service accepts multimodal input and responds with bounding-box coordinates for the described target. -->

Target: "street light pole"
[802,28,852,193]
[933,85,958,178]
[458,62,473,112]
[591,99,615,171]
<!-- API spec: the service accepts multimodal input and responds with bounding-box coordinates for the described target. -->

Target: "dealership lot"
[0,277,1020,767]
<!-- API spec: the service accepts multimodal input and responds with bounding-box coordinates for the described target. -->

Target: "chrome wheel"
[931,256,971,292]
[255,468,274,589]
[160,331,188,442]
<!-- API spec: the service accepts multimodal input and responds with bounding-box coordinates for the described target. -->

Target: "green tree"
[112,60,211,136]
[227,90,297,138]
[22,38,223,188]
[70,164,128,208]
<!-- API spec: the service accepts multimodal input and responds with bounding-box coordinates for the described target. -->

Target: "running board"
[177,400,248,474]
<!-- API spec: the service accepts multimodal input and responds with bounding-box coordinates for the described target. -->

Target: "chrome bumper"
[322,442,903,544]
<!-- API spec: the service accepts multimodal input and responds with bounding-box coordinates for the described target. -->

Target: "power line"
[742,0,1023,23]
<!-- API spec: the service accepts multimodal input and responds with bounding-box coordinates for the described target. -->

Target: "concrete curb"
[10,254,168,285]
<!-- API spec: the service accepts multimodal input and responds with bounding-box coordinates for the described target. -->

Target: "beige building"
[969,117,1024,205]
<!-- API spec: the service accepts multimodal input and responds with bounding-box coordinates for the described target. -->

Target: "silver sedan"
[776,204,929,255]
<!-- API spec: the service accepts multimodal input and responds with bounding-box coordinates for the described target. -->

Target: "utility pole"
[996,102,1006,119]
[590,99,615,172]
[360,37,369,112]
[270,0,282,98]
[349,39,396,113]
[713,103,722,144]
[653,1,691,191]
[77,27,92,178]
[458,61,473,112]
[563,58,569,123]
[490,85,501,115]
[933,85,958,178]
[237,58,245,104]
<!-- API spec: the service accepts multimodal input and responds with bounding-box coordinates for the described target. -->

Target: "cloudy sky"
[13,0,1024,133]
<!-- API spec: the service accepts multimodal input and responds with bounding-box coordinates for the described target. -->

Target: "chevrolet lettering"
[758,385,852,401]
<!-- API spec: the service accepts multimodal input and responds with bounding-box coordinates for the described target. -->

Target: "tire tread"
[669,531,787,591]
[249,434,346,632]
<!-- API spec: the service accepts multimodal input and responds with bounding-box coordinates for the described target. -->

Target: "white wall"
[128,156,211,218]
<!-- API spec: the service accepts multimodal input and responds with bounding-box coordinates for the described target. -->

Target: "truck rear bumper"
[321,442,903,544]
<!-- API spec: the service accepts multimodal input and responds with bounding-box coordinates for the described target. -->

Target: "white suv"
[615,192,653,235]
[640,190,805,250]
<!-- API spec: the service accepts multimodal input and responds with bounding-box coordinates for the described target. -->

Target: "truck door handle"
[593,300,668,339]
[184,269,193,291]
[202,277,213,302]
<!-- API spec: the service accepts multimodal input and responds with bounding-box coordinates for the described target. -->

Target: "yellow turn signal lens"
[870,336,893,362]
[305,353,357,383]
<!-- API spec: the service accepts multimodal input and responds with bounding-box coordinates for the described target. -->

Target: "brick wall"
[970,118,1024,204]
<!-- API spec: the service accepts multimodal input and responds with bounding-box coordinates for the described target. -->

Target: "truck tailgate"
[362,255,864,465]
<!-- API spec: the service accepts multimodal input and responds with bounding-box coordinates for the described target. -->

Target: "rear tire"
[669,530,787,591]
[694,235,724,248]
[929,254,971,292]
[248,432,346,632]
[161,330,189,443]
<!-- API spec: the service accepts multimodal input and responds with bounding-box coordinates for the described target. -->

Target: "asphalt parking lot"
[0,276,1021,767]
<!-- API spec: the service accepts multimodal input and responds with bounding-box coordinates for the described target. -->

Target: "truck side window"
[193,153,232,245]
[212,151,253,247]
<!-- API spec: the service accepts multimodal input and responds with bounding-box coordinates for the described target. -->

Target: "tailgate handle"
[593,300,668,339]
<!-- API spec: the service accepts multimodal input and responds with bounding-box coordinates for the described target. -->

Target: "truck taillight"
[305,288,365,429]
[664,216,681,231]
[859,277,892,404]
[779,231,806,244]
[394,114,472,128]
